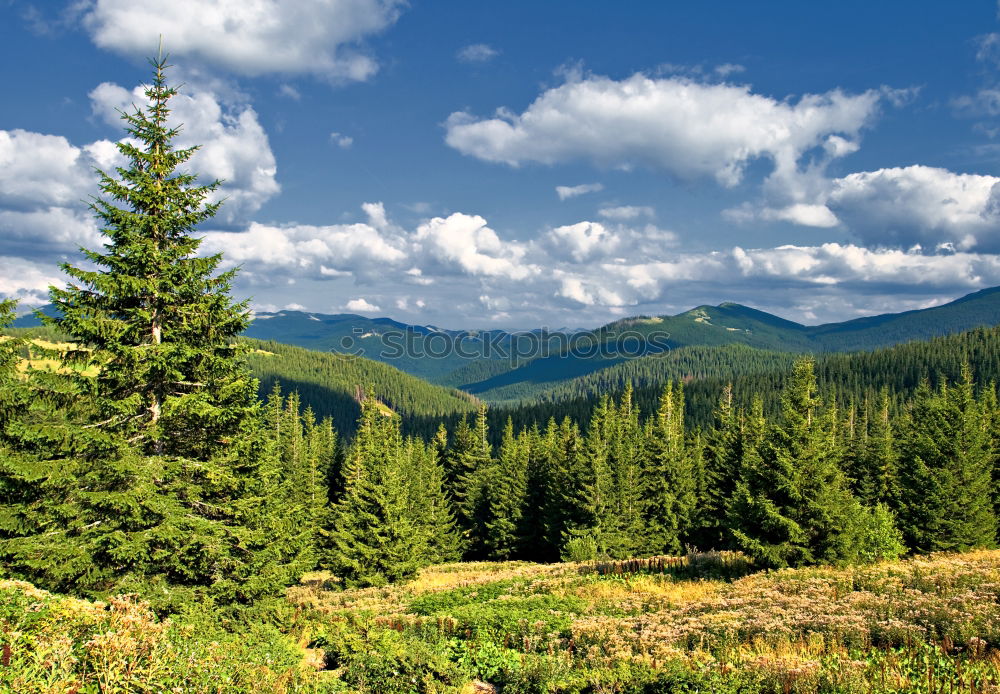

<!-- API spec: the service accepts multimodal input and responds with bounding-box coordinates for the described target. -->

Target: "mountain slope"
[16,286,1000,405]
[244,338,478,435]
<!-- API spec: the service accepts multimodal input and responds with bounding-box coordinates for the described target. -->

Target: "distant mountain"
[244,310,531,383]
[13,286,1000,404]
[451,286,1000,402]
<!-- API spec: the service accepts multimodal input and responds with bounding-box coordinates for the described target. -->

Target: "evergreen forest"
[5,59,1000,693]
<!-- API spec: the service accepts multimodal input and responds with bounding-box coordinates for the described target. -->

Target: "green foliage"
[322,390,459,586]
[729,360,864,569]
[855,503,907,563]
[246,337,477,436]
[561,530,599,562]
[897,367,997,553]
[0,58,302,610]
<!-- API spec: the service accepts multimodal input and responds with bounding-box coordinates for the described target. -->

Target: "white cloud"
[413,213,535,280]
[760,203,840,228]
[345,298,380,312]
[826,166,1000,250]
[330,132,354,148]
[278,84,301,100]
[445,72,880,187]
[598,205,654,220]
[457,43,500,63]
[547,221,620,262]
[545,220,676,265]
[0,207,101,257]
[80,0,404,82]
[0,129,109,210]
[0,256,63,305]
[89,81,279,224]
[555,182,603,200]
[201,204,407,282]
[714,63,745,77]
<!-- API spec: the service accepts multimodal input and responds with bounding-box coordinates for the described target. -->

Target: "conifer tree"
[1,57,294,608]
[898,368,997,552]
[323,392,425,586]
[641,382,697,555]
[694,384,741,550]
[728,360,862,568]
[578,397,616,557]
[604,384,645,559]
[518,423,553,561]
[0,300,26,441]
[482,418,528,560]
[403,437,461,564]
[855,390,901,508]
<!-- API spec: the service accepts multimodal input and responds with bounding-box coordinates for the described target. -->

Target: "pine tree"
[403,437,461,564]
[518,423,553,561]
[323,392,425,586]
[693,384,742,550]
[604,384,645,559]
[0,300,27,441]
[728,360,862,568]
[0,57,294,608]
[641,382,697,556]
[579,397,616,557]
[898,368,997,552]
[482,418,528,560]
[854,390,901,508]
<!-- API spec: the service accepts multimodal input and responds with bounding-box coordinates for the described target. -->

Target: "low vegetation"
[5,550,1000,692]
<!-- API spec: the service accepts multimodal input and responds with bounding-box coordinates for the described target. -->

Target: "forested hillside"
[5,57,1000,694]
[434,324,1000,439]
[245,338,477,433]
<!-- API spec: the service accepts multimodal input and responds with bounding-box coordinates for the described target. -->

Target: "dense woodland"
[2,60,1000,617]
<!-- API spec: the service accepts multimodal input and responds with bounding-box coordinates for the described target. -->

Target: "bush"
[855,503,907,563]
[562,530,599,562]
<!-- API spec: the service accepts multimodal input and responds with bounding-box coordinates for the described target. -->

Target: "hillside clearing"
[7,550,1000,692]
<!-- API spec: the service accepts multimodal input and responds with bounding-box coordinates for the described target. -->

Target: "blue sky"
[4,0,1000,328]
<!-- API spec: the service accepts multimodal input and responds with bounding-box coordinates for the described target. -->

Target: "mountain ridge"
[13,286,1000,401]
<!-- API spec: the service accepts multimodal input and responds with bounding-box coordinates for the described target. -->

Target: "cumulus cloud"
[598,205,654,220]
[80,0,404,82]
[0,256,63,305]
[0,130,107,259]
[545,220,676,265]
[345,298,380,312]
[768,204,840,228]
[412,213,535,280]
[89,82,279,224]
[546,221,620,262]
[0,129,110,210]
[826,166,1000,251]
[200,203,407,283]
[457,43,499,63]
[445,72,880,187]
[330,132,354,148]
[555,182,603,200]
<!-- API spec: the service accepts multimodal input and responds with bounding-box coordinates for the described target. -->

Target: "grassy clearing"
[5,551,1000,692]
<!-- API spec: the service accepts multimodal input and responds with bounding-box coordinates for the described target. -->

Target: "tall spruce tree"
[482,418,529,560]
[323,392,425,586]
[641,382,697,555]
[898,367,997,552]
[728,360,862,568]
[403,437,461,565]
[0,57,293,608]
[694,384,742,550]
[604,384,645,559]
